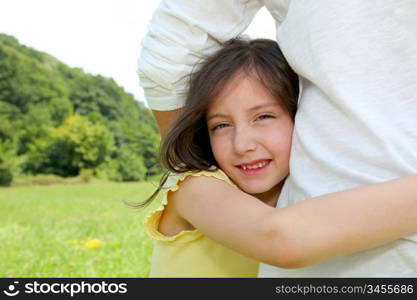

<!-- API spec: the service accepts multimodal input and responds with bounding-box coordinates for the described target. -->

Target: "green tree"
[1,33,161,181]
[54,114,115,170]
[25,114,115,176]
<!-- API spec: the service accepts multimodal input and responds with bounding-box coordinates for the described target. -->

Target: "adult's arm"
[172,174,417,268]
[138,0,263,133]
[151,109,181,138]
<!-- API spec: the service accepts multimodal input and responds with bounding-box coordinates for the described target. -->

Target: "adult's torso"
[259,0,417,277]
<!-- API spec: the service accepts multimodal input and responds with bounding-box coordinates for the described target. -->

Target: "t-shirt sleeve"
[137,0,263,111]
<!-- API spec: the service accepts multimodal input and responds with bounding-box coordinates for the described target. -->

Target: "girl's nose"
[233,128,257,155]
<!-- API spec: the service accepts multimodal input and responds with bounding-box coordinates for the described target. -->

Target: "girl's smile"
[236,159,272,175]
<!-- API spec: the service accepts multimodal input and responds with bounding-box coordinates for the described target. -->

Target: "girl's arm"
[171,174,417,268]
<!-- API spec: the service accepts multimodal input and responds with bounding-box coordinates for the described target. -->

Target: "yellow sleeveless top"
[143,169,259,277]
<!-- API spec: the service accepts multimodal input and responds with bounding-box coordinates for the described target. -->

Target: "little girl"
[141,38,417,277]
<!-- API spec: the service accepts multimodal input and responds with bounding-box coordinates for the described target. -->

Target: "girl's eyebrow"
[248,103,280,112]
[206,113,228,122]
[207,103,280,122]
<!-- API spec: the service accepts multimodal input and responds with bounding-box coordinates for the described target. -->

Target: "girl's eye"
[255,114,275,121]
[211,123,230,131]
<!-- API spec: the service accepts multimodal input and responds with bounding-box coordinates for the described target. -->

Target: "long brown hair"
[137,37,299,208]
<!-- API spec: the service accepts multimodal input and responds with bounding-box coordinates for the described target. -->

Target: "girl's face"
[206,74,294,204]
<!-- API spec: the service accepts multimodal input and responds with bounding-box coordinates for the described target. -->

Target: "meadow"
[0,179,162,277]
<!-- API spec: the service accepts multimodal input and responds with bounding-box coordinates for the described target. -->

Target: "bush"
[116,147,147,181]
[79,168,94,183]
[94,159,121,181]
[0,140,20,186]
[0,167,13,186]
[93,148,147,182]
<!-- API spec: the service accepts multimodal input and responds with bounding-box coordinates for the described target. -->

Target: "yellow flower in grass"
[85,239,103,249]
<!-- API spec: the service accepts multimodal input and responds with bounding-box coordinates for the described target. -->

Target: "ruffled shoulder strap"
[169,168,238,192]
[143,168,237,242]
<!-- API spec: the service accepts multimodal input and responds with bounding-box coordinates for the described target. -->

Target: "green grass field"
[0,180,162,277]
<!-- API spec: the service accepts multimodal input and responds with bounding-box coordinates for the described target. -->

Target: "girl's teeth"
[242,161,267,170]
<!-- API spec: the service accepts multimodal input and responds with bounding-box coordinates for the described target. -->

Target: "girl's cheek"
[219,136,236,165]
[210,136,228,162]
[263,122,293,149]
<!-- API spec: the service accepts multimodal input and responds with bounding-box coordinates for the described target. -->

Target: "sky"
[0,0,275,106]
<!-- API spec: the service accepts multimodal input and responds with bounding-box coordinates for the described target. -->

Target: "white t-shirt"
[138,0,417,277]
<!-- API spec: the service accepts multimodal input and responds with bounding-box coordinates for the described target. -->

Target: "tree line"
[0,33,160,186]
